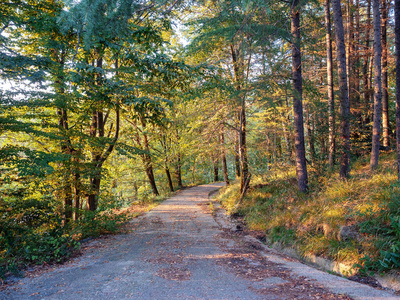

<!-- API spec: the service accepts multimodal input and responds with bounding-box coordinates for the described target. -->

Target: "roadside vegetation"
[0,190,166,281]
[217,152,400,276]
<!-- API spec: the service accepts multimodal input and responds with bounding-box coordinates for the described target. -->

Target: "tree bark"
[395,0,400,181]
[332,0,351,179]
[325,0,336,167]
[220,131,230,185]
[175,154,183,189]
[213,155,219,182]
[165,166,174,192]
[381,0,389,147]
[87,56,120,210]
[230,44,249,193]
[362,0,372,125]
[370,0,382,170]
[291,0,308,192]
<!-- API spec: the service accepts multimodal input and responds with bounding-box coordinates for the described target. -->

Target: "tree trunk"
[87,175,101,211]
[230,44,249,193]
[175,154,183,189]
[332,0,351,179]
[165,166,174,192]
[395,0,400,181]
[220,132,230,185]
[73,160,80,221]
[354,0,361,116]
[142,127,159,196]
[145,162,159,196]
[370,0,382,170]
[213,155,219,182]
[362,0,372,125]
[305,101,315,166]
[291,0,308,192]
[325,0,336,167]
[381,0,389,147]
[87,56,120,210]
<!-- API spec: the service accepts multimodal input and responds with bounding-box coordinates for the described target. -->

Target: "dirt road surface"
[1,183,398,300]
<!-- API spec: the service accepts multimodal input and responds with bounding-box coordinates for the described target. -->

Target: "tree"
[370,0,382,170]
[381,0,389,148]
[325,0,335,167]
[332,0,351,179]
[291,0,308,192]
[395,0,400,180]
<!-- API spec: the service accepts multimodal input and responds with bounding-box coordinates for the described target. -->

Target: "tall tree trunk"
[291,0,308,192]
[346,0,352,101]
[220,131,230,185]
[239,102,249,192]
[87,56,120,211]
[363,0,372,125]
[325,0,336,167]
[395,0,400,181]
[381,0,389,147]
[370,0,382,170]
[230,45,249,193]
[354,0,361,115]
[332,0,351,179]
[53,49,74,223]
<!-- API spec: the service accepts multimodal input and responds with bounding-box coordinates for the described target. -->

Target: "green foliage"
[0,193,79,279]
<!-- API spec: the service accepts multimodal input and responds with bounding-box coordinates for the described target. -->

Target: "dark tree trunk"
[73,159,80,221]
[142,127,159,196]
[230,44,249,193]
[145,163,159,196]
[175,154,183,189]
[239,103,249,192]
[363,0,372,125]
[370,0,382,170]
[220,132,230,185]
[88,175,101,211]
[332,0,351,179]
[87,57,120,210]
[291,0,308,192]
[381,0,389,147]
[354,0,361,116]
[160,134,174,192]
[234,141,241,178]
[165,166,174,192]
[325,0,336,166]
[213,158,219,182]
[395,0,400,181]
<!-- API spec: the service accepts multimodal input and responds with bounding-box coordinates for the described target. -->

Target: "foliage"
[217,153,400,274]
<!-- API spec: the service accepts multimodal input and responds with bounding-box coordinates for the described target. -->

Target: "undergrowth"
[0,191,166,281]
[217,152,400,276]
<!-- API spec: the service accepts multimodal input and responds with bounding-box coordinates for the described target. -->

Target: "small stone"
[338,225,359,241]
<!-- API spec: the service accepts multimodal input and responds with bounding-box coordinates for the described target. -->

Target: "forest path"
[1,183,398,300]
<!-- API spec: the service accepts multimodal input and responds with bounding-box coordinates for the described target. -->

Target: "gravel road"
[0,183,398,300]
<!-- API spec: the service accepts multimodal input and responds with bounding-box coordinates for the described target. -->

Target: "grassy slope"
[217,152,400,275]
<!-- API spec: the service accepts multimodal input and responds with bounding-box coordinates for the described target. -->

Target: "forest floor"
[0,183,398,300]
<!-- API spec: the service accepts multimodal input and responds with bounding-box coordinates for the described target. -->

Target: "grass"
[217,152,400,274]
